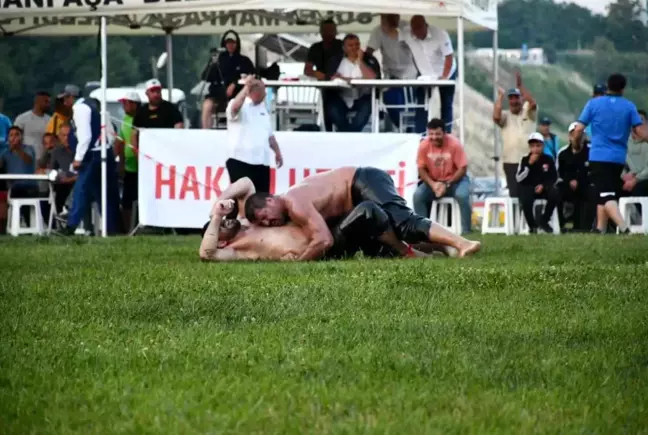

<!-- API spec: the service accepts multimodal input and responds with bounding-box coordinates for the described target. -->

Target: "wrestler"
[199,199,421,261]
[243,166,481,260]
[199,177,422,261]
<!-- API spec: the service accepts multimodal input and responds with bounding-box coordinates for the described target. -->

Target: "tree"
[605,0,648,51]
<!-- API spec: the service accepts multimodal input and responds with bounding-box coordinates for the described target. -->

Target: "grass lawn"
[1,235,647,434]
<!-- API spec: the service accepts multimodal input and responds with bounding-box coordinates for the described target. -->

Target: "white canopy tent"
[1,0,499,238]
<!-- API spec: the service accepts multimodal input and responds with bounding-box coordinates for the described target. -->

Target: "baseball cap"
[145,79,162,91]
[57,84,80,99]
[568,121,579,133]
[119,91,141,103]
[539,117,551,125]
[593,84,606,95]
[507,88,521,97]
[528,132,544,143]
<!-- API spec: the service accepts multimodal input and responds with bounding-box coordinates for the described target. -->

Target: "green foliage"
[1,235,648,432]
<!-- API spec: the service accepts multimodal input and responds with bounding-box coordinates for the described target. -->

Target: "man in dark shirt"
[516,132,560,233]
[556,122,593,232]
[131,79,184,150]
[304,19,344,132]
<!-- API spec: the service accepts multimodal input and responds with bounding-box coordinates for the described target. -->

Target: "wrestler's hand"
[213,199,235,217]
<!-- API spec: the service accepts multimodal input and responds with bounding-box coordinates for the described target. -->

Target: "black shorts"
[324,201,397,260]
[589,161,624,205]
[226,158,270,193]
[351,167,432,243]
[121,171,138,209]
[206,84,227,108]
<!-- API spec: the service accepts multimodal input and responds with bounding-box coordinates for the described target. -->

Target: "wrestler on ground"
[243,166,481,260]
[199,177,423,261]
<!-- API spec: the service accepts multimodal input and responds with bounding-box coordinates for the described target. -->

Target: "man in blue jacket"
[64,89,120,235]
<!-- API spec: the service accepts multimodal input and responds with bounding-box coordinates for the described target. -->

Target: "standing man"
[114,91,141,232]
[493,72,538,198]
[14,91,51,160]
[64,95,121,235]
[131,79,184,153]
[405,15,457,133]
[537,117,559,162]
[225,76,283,193]
[413,118,471,233]
[304,19,344,132]
[573,73,648,234]
[623,109,648,197]
[365,14,418,131]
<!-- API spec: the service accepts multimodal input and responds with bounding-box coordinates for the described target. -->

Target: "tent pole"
[165,29,174,103]
[100,15,108,238]
[493,29,500,196]
[456,16,465,147]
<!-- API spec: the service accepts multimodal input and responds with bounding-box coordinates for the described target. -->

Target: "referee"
[225,75,283,193]
[573,73,648,233]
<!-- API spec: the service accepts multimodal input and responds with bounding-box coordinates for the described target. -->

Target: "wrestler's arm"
[212,177,256,219]
[198,214,240,261]
[287,200,334,261]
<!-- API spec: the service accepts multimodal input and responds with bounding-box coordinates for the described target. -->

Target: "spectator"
[131,79,184,151]
[365,14,418,131]
[493,72,538,198]
[46,85,77,137]
[325,34,380,132]
[225,76,283,192]
[114,91,141,232]
[201,32,255,130]
[538,117,559,162]
[556,122,592,232]
[0,126,40,229]
[413,118,471,233]
[0,97,11,152]
[516,132,560,233]
[622,109,648,197]
[585,83,606,139]
[14,91,51,160]
[573,73,648,234]
[404,15,457,133]
[64,96,120,235]
[304,19,344,132]
[38,127,76,216]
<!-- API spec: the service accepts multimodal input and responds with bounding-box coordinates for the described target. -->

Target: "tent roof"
[0,1,497,36]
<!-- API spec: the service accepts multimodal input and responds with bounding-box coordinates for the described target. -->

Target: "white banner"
[139,129,421,228]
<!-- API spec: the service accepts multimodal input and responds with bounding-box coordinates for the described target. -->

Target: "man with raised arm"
[243,166,481,261]
[199,177,424,262]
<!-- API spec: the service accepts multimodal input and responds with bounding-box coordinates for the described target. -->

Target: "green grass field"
[1,235,648,434]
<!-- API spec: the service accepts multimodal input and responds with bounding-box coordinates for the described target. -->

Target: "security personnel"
[65,94,120,235]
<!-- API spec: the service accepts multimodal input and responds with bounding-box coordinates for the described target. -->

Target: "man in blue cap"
[584,84,606,139]
[63,86,120,235]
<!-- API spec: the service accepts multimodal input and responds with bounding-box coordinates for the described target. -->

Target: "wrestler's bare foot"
[457,240,481,258]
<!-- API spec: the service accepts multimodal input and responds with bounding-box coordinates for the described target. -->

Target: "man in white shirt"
[365,14,419,131]
[404,15,457,133]
[14,91,51,160]
[325,34,380,132]
[226,76,283,193]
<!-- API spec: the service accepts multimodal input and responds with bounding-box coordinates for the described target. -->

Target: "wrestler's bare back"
[284,167,357,219]
[227,223,309,260]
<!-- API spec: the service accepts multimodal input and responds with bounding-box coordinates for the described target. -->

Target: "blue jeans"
[413,175,472,233]
[414,70,457,134]
[326,93,372,132]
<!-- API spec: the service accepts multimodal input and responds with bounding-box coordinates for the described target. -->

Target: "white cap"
[568,122,579,133]
[145,79,162,91]
[119,91,141,103]
[528,132,544,143]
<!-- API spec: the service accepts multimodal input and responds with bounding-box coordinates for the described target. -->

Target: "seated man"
[243,166,481,260]
[38,126,76,215]
[516,132,560,233]
[556,122,592,232]
[325,34,380,132]
[413,118,471,233]
[199,177,418,262]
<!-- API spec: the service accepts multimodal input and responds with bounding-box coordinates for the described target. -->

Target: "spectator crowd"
[1,14,647,237]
